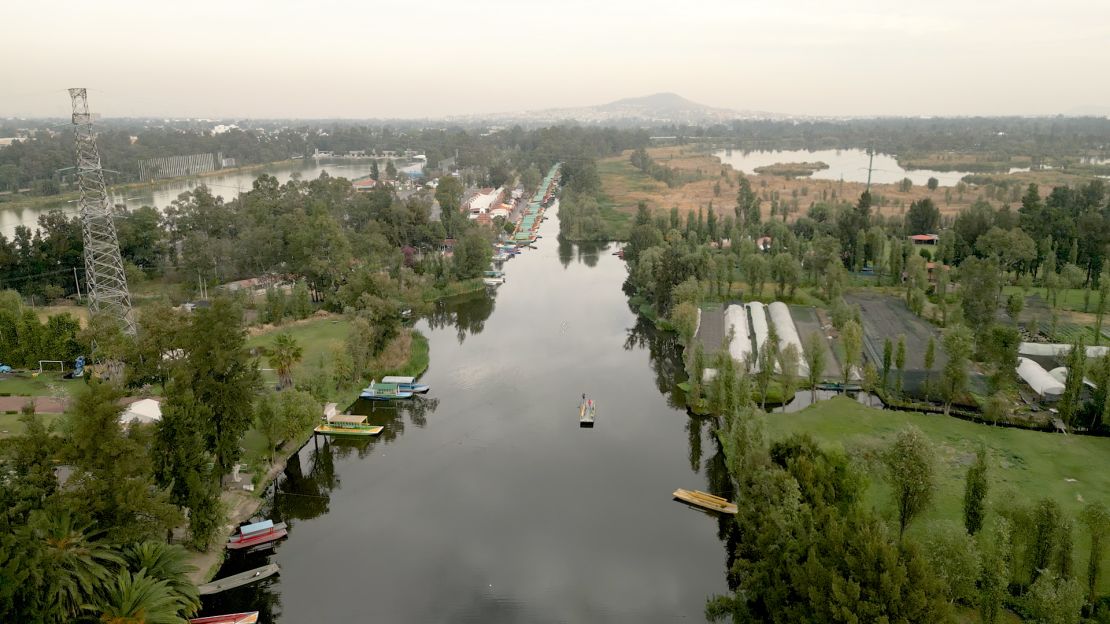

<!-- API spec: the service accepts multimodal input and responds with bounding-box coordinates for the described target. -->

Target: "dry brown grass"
[600,145,1088,222]
[370,329,413,372]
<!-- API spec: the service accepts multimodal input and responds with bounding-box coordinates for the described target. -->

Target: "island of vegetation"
[751,160,830,178]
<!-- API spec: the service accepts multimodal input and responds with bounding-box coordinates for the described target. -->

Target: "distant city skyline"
[3,0,1109,119]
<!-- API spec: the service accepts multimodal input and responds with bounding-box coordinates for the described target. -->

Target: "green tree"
[958,257,1001,341]
[1081,502,1110,606]
[670,302,699,347]
[1059,340,1087,427]
[179,298,261,478]
[885,426,936,537]
[899,177,913,193]
[964,446,988,535]
[770,252,800,298]
[435,175,465,238]
[452,229,492,280]
[95,569,194,624]
[254,394,283,464]
[941,324,974,414]
[840,319,862,385]
[120,541,199,616]
[923,336,936,400]
[276,389,319,444]
[922,522,980,607]
[927,177,940,191]
[895,334,906,396]
[779,343,800,411]
[980,518,1013,624]
[1024,572,1083,624]
[29,509,121,623]
[804,331,826,400]
[289,280,313,320]
[744,254,769,298]
[882,337,893,390]
[267,332,304,390]
[1029,498,1064,583]
[906,198,939,234]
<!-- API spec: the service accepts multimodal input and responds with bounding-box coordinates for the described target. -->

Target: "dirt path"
[0,396,68,413]
[791,305,842,381]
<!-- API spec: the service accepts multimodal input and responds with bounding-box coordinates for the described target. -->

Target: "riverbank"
[185,317,432,585]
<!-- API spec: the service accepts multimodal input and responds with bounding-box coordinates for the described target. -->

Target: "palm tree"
[30,509,121,622]
[268,333,304,390]
[95,569,190,624]
[122,542,200,616]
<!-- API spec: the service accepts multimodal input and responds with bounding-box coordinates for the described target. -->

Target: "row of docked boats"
[358,375,429,400]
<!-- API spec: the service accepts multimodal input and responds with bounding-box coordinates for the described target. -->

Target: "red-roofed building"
[352,177,377,192]
[908,234,939,245]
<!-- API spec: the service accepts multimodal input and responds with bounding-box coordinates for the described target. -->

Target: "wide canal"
[199,204,730,622]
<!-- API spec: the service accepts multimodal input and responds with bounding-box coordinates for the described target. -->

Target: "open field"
[762,396,1110,591]
[845,291,946,372]
[0,371,81,398]
[0,412,64,437]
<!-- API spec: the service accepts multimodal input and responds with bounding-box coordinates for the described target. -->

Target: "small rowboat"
[672,489,738,514]
[381,375,430,394]
[197,564,280,595]
[226,520,287,550]
[190,612,259,624]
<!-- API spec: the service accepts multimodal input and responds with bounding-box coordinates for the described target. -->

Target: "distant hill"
[462,93,785,126]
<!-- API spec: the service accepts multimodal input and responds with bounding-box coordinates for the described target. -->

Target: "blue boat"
[359,381,413,400]
[381,375,430,394]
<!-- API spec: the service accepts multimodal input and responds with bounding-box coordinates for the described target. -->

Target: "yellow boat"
[672,488,738,514]
[314,414,383,437]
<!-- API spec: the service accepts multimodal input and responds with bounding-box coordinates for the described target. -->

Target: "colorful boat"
[226,520,287,550]
[197,564,280,595]
[359,381,413,400]
[579,399,596,428]
[189,612,259,624]
[483,270,506,286]
[315,414,383,437]
[672,489,738,514]
[381,375,430,394]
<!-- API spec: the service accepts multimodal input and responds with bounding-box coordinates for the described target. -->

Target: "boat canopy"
[328,414,367,424]
[239,520,273,536]
[382,376,416,384]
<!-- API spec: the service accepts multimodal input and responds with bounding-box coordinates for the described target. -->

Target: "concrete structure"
[1016,357,1065,399]
[725,304,751,367]
[768,302,808,376]
[119,398,162,426]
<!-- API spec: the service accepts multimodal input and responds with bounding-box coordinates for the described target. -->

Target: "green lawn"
[1004,285,1097,315]
[761,396,1110,590]
[0,372,81,398]
[0,412,64,437]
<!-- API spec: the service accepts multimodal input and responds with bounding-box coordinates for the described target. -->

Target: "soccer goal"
[38,360,65,373]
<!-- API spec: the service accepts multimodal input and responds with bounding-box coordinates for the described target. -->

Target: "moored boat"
[381,375,430,393]
[226,520,287,550]
[314,414,383,436]
[360,381,413,400]
[579,399,596,428]
[189,612,259,624]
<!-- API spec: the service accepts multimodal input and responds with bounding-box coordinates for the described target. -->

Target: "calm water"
[199,207,730,622]
[714,148,1029,186]
[0,159,382,237]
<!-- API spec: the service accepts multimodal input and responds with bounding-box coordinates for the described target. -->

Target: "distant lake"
[714,148,1028,186]
[0,158,388,237]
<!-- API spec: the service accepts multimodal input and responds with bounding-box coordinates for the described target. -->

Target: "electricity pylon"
[68,88,135,335]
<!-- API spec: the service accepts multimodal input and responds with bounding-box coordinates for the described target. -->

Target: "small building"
[925,262,949,284]
[908,234,939,246]
[466,187,503,218]
[352,177,378,192]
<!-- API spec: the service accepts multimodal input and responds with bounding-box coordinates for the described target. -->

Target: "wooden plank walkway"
[672,488,737,514]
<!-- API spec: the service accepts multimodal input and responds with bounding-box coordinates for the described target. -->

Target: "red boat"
[190,612,259,624]
[226,519,287,550]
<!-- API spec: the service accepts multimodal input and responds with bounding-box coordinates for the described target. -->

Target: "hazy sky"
[4,0,1109,119]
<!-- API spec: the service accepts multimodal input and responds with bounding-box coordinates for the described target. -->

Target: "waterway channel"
[197,206,730,622]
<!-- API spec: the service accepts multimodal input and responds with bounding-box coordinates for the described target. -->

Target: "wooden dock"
[197,564,280,595]
[672,489,737,514]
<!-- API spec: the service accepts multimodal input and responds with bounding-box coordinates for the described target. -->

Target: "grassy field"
[0,371,80,398]
[0,412,65,436]
[761,396,1110,590]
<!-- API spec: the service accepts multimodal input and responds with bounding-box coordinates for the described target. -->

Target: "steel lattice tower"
[68,88,135,335]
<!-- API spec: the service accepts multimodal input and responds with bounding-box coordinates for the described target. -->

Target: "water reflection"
[425,290,495,344]
[623,315,688,410]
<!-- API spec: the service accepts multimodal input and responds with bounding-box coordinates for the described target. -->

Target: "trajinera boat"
[226,520,287,550]
[360,380,413,400]
[189,613,259,624]
[381,375,430,394]
[579,399,596,428]
[314,414,384,437]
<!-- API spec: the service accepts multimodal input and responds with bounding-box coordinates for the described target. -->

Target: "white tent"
[1019,343,1110,359]
[768,301,808,376]
[119,398,162,426]
[1015,357,1065,399]
[725,304,751,366]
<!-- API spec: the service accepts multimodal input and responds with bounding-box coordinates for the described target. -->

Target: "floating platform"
[197,564,280,595]
[672,489,737,514]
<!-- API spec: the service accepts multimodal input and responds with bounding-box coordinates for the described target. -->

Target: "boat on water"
[381,375,430,394]
[197,564,280,595]
[483,270,506,286]
[226,519,287,550]
[360,381,413,400]
[579,399,596,428]
[672,489,738,514]
[314,414,383,437]
[189,612,259,624]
